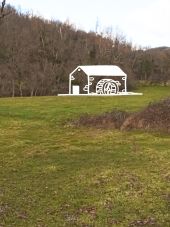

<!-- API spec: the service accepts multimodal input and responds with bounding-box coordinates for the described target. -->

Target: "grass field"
[0,86,170,226]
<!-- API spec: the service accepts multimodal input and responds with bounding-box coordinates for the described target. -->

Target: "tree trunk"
[30,89,34,97]
[19,82,23,97]
[12,79,15,97]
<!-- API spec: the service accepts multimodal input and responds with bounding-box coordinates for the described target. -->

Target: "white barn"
[69,65,127,95]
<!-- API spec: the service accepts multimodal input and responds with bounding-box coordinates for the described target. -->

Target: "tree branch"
[0,0,10,19]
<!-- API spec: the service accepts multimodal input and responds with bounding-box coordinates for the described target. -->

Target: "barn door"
[72,85,80,95]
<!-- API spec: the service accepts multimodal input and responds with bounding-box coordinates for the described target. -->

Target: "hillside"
[0,5,170,97]
[147,46,170,52]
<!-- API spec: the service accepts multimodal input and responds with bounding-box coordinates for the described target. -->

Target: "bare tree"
[0,0,10,20]
[0,0,6,19]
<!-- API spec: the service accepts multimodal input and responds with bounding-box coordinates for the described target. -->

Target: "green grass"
[0,86,170,226]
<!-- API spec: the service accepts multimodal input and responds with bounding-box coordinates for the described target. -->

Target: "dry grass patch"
[72,98,170,133]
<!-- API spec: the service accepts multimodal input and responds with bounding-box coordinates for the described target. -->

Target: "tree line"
[0,4,170,97]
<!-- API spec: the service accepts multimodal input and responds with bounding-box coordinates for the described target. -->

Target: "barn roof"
[71,65,127,76]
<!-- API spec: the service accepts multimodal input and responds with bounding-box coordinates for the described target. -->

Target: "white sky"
[7,0,170,48]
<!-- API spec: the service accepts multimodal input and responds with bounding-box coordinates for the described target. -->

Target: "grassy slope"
[0,86,170,226]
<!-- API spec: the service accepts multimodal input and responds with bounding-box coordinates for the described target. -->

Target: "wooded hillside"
[0,5,170,97]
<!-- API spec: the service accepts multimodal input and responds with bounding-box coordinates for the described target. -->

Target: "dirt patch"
[72,110,130,129]
[129,217,157,226]
[71,98,170,133]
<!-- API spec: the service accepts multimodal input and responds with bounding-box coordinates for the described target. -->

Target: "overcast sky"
[8,0,170,48]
